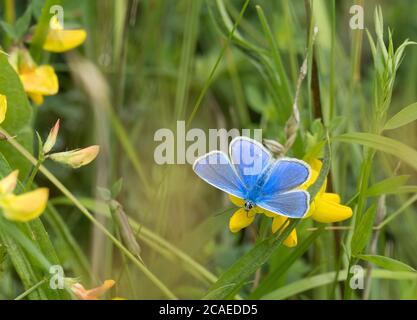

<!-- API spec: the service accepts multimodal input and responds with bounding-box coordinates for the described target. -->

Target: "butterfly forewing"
[193,151,246,199]
[229,137,272,191]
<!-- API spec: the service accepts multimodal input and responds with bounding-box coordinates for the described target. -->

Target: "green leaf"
[0,226,46,300]
[250,226,324,299]
[202,228,297,300]
[357,254,416,272]
[351,204,377,256]
[0,21,17,39]
[0,54,33,177]
[334,132,417,173]
[365,175,410,197]
[384,102,417,130]
[15,4,33,39]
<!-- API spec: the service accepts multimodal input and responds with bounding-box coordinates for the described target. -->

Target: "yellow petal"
[301,159,326,192]
[311,196,353,223]
[0,170,19,194]
[0,94,7,124]
[309,158,323,172]
[228,194,245,207]
[0,188,49,222]
[20,65,59,96]
[229,208,255,233]
[322,192,340,203]
[257,207,277,218]
[301,168,318,190]
[271,215,297,247]
[43,29,87,53]
[28,93,44,106]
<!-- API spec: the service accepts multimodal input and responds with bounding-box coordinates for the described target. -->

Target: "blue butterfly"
[193,136,311,218]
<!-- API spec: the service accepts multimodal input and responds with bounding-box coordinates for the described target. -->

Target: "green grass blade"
[335,132,417,172]
[261,269,417,300]
[384,102,417,130]
[357,254,416,272]
[365,175,410,197]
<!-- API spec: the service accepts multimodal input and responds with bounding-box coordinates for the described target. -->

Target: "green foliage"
[0,4,32,41]
[0,55,33,176]
[351,204,377,256]
[357,255,416,272]
[1,0,417,301]
[384,102,417,130]
[366,175,410,197]
[335,132,417,172]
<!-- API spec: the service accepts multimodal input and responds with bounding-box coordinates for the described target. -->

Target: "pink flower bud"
[43,119,60,154]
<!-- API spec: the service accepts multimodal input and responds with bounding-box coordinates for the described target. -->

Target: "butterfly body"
[193,136,312,219]
[243,162,275,204]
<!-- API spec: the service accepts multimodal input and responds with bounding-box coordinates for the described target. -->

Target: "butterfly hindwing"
[193,151,246,199]
[255,158,311,218]
[257,190,310,218]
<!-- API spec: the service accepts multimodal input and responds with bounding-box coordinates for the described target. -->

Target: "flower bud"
[43,119,60,154]
[49,145,100,168]
[70,279,115,300]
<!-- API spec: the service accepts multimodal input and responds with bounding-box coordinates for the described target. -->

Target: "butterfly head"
[244,200,255,212]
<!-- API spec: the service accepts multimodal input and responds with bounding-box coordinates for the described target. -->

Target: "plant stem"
[14,278,47,300]
[24,157,43,192]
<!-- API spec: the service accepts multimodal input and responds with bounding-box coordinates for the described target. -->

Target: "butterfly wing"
[229,136,272,190]
[261,158,311,194]
[257,190,310,218]
[256,158,311,218]
[193,151,246,199]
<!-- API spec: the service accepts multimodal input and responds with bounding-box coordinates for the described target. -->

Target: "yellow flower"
[43,16,87,53]
[0,94,7,124]
[302,159,353,223]
[0,171,49,222]
[49,145,100,168]
[8,48,58,106]
[228,194,297,248]
[71,279,115,300]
